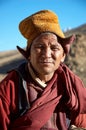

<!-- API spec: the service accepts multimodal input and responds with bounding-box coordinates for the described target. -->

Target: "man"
[0,9,86,130]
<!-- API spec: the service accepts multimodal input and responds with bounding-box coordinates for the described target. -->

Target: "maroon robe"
[0,63,86,130]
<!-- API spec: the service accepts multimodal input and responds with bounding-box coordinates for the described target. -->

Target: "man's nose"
[42,47,51,57]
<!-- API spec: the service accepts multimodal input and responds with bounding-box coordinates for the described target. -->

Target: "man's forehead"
[33,32,58,42]
[32,33,63,48]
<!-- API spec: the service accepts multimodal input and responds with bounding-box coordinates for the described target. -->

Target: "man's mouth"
[39,60,53,65]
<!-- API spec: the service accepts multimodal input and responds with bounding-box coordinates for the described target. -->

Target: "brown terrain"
[0,24,86,130]
[64,24,86,86]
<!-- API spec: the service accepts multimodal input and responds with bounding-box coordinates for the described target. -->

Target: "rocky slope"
[64,24,86,86]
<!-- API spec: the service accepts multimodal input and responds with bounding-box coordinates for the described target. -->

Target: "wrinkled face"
[29,33,65,77]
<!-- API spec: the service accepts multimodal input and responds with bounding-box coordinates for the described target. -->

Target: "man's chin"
[40,69,54,75]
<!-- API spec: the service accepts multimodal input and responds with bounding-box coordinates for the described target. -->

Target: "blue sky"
[0,0,86,51]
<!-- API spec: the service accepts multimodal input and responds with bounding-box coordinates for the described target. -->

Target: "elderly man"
[0,10,86,130]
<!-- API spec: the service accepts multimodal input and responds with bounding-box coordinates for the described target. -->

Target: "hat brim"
[17,46,29,60]
[58,34,75,54]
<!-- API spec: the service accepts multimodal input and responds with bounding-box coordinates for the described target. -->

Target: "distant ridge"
[64,23,86,36]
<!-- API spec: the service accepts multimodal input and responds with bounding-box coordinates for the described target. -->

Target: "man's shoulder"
[59,63,75,75]
[59,63,84,86]
[58,63,80,81]
[0,62,27,84]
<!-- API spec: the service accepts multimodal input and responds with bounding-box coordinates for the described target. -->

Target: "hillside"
[64,24,86,86]
[0,23,86,86]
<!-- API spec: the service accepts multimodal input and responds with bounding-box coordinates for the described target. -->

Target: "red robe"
[0,63,86,130]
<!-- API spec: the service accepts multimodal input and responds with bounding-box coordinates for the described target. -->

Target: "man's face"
[29,33,65,77]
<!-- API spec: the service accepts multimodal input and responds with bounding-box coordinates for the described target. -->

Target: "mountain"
[65,24,86,35]
[64,23,86,86]
[0,24,86,86]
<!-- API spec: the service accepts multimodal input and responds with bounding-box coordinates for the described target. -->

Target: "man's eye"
[35,44,43,49]
[51,46,60,50]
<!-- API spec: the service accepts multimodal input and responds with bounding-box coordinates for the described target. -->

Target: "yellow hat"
[17,10,75,58]
[19,10,65,44]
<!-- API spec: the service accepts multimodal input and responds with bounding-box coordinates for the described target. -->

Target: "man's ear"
[61,53,66,62]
